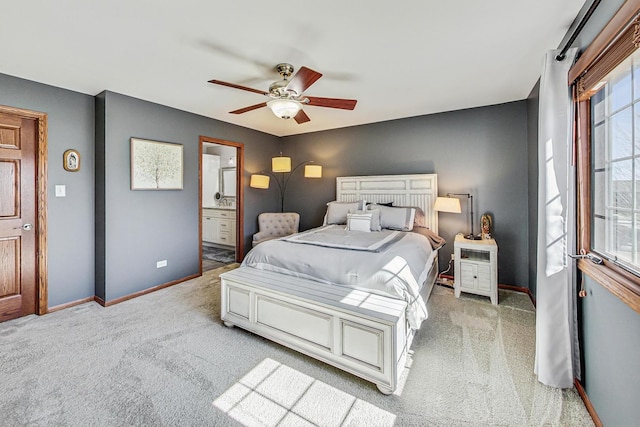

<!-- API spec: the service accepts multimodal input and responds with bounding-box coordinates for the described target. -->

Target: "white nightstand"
[454,234,498,305]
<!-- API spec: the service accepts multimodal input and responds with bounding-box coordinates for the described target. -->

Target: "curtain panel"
[535,48,580,388]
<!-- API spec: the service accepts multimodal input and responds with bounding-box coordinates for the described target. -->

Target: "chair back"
[257,212,300,238]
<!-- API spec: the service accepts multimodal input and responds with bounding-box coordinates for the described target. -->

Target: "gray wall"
[282,101,529,287]
[581,277,640,425]
[526,1,640,425]
[526,81,539,296]
[95,93,106,301]
[0,73,95,307]
[96,91,278,301]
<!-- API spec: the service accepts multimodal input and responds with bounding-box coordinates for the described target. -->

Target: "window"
[572,2,640,313]
[590,50,640,275]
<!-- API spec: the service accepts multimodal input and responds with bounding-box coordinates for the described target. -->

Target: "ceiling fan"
[208,63,357,124]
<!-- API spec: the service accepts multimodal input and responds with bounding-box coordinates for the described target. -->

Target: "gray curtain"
[534,48,580,388]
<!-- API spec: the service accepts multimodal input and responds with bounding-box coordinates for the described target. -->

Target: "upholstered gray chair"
[252,212,300,247]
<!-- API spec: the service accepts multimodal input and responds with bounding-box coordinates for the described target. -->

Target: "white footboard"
[220,267,411,394]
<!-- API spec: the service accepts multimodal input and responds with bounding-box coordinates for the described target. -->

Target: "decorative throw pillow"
[325,200,365,225]
[369,204,415,231]
[349,208,381,231]
[346,212,373,232]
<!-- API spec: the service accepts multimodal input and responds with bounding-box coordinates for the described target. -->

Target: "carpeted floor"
[0,265,594,426]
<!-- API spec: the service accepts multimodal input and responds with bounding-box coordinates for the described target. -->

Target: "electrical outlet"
[451,253,455,260]
[156,260,167,268]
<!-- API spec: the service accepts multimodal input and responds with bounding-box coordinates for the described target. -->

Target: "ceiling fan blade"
[229,102,267,114]
[294,109,310,124]
[286,66,323,95]
[306,96,357,110]
[208,79,268,96]
[198,41,274,74]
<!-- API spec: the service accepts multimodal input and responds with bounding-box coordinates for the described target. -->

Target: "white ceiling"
[1,1,585,137]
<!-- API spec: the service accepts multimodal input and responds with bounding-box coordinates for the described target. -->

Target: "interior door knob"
[15,223,33,231]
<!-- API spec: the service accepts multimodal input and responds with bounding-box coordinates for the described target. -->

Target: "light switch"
[55,185,66,197]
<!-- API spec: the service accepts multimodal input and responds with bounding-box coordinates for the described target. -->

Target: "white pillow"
[349,208,381,231]
[346,212,372,232]
[369,204,415,231]
[325,200,365,225]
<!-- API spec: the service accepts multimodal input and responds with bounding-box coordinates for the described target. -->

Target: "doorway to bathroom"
[199,136,244,272]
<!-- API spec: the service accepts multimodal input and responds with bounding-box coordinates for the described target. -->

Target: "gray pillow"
[397,205,426,227]
[369,204,415,231]
[325,200,365,224]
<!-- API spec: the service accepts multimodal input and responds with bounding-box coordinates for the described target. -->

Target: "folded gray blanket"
[411,226,446,249]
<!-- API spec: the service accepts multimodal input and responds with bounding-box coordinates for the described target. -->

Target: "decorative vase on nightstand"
[481,213,492,239]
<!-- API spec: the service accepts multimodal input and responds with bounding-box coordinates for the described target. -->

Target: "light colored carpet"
[0,265,594,426]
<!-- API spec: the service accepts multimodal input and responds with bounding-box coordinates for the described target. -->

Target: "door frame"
[0,105,48,314]
[199,135,244,272]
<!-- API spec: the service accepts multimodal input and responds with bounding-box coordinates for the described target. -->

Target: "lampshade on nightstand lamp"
[433,197,462,214]
[437,192,480,240]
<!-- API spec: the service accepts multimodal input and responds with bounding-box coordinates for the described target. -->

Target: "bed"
[220,174,440,394]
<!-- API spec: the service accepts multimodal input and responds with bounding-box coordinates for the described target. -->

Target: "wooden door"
[0,112,37,322]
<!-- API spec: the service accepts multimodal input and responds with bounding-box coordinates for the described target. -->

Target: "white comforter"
[242,225,433,328]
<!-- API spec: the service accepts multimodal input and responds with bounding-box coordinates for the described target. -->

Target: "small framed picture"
[63,149,80,172]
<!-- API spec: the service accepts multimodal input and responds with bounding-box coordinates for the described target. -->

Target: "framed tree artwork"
[130,138,183,190]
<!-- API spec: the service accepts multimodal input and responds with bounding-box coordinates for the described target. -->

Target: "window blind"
[570,0,640,100]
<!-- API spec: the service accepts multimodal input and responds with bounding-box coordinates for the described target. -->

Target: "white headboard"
[336,174,438,234]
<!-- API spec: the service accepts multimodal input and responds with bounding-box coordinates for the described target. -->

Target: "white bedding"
[242,225,435,328]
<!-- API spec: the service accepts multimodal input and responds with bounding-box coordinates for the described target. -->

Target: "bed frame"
[220,174,439,394]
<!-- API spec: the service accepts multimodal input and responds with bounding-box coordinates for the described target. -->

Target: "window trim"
[573,0,640,314]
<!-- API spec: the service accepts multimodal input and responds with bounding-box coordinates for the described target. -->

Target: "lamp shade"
[250,174,270,189]
[433,197,462,213]
[272,156,291,172]
[267,99,302,119]
[304,164,322,178]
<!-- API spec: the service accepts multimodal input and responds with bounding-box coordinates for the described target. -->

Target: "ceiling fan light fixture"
[267,99,302,119]
[210,64,357,124]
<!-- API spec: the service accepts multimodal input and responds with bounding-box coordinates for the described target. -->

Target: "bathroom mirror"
[221,168,236,198]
